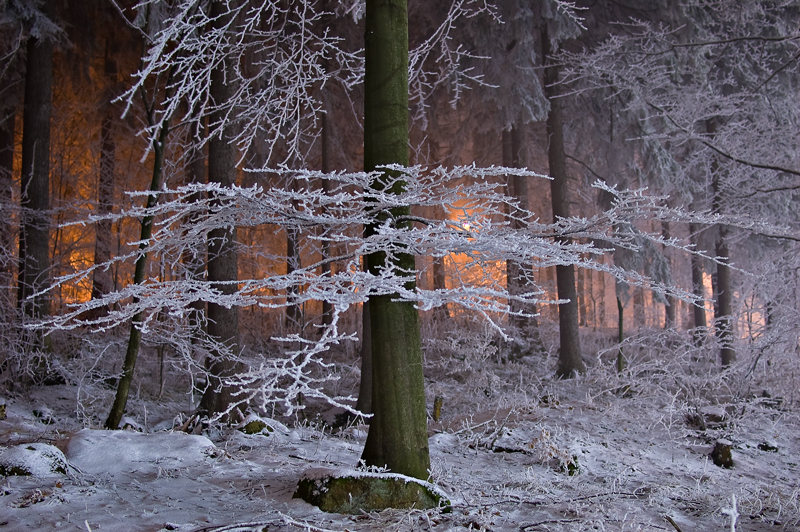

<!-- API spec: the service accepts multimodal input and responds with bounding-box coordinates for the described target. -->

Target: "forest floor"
[0,328,799,531]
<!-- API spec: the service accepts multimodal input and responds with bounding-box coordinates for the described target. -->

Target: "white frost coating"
[38,163,781,421]
[0,443,69,477]
[66,428,215,476]
[299,466,451,501]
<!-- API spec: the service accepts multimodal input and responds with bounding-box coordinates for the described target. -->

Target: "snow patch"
[0,443,68,477]
[65,428,215,476]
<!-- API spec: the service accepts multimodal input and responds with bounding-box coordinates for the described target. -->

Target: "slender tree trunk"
[715,237,735,365]
[320,112,334,327]
[661,220,677,329]
[707,119,735,366]
[91,114,115,304]
[360,0,430,480]
[712,179,735,366]
[577,267,587,327]
[689,224,707,345]
[503,125,543,353]
[431,241,449,321]
[616,295,624,373]
[90,51,117,318]
[423,134,449,324]
[504,126,526,331]
[285,216,302,333]
[18,18,54,322]
[0,113,14,293]
[356,299,372,415]
[542,24,585,378]
[199,0,240,418]
[633,287,645,329]
[105,120,169,430]
[183,117,207,361]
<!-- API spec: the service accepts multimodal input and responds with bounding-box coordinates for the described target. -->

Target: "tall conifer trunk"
[662,220,677,328]
[542,24,585,377]
[320,112,334,327]
[504,125,526,331]
[199,0,240,418]
[0,113,14,293]
[183,117,207,363]
[689,224,707,345]
[19,10,54,322]
[708,120,735,366]
[360,0,430,480]
[90,47,118,317]
[712,178,735,366]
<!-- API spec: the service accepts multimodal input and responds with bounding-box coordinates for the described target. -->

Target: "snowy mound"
[66,429,215,476]
[0,443,69,477]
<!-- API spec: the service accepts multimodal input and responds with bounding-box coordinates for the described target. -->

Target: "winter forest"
[1,0,799,530]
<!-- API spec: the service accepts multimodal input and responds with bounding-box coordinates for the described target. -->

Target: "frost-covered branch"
[40,162,786,414]
[120,0,362,164]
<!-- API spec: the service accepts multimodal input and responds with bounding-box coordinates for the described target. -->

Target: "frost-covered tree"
[36,0,771,483]
[15,0,57,324]
[558,0,800,364]
[541,10,585,377]
[199,0,241,418]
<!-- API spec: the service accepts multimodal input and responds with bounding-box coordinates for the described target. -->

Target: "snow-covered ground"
[1,331,798,531]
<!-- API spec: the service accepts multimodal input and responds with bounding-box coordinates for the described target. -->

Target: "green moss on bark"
[294,470,447,514]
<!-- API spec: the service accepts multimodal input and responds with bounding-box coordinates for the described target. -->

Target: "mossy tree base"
[294,468,448,514]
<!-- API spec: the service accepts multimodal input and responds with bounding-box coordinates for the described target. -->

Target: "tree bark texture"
[360,0,431,480]
[0,113,14,291]
[19,22,54,320]
[712,176,735,366]
[689,224,707,345]
[616,295,625,373]
[356,299,372,415]
[90,109,116,315]
[285,221,302,332]
[90,48,120,317]
[320,111,334,327]
[504,125,527,331]
[105,121,169,430]
[661,220,677,329]
[542,24,585,378]
[183,117,207,359]
[200,0,240,417]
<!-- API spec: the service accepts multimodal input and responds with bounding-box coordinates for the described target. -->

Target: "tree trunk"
[285,222,302,333]
[661,220,677,329]
[18,17,54,322]
[715,237,735,365]
[542,24,585,378]
[199,0,240,418]
[356,299,372,415]
[320,112,334,327]
[431,243,449,322]
[633,287,645,329]
[360,0,430,480]
[90,50,117,318]
[504,125,526,331]
[577,267,587,327]
[616,295,624,373]
[689,224,707,345]
[708,118,735,366]
[712,176,735,366]
[183,117,207,361]
[0,112,14,292]
[105,120,169,430]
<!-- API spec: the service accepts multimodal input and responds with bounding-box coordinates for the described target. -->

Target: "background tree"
[199,0,241,418]
[18,0,55,325]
